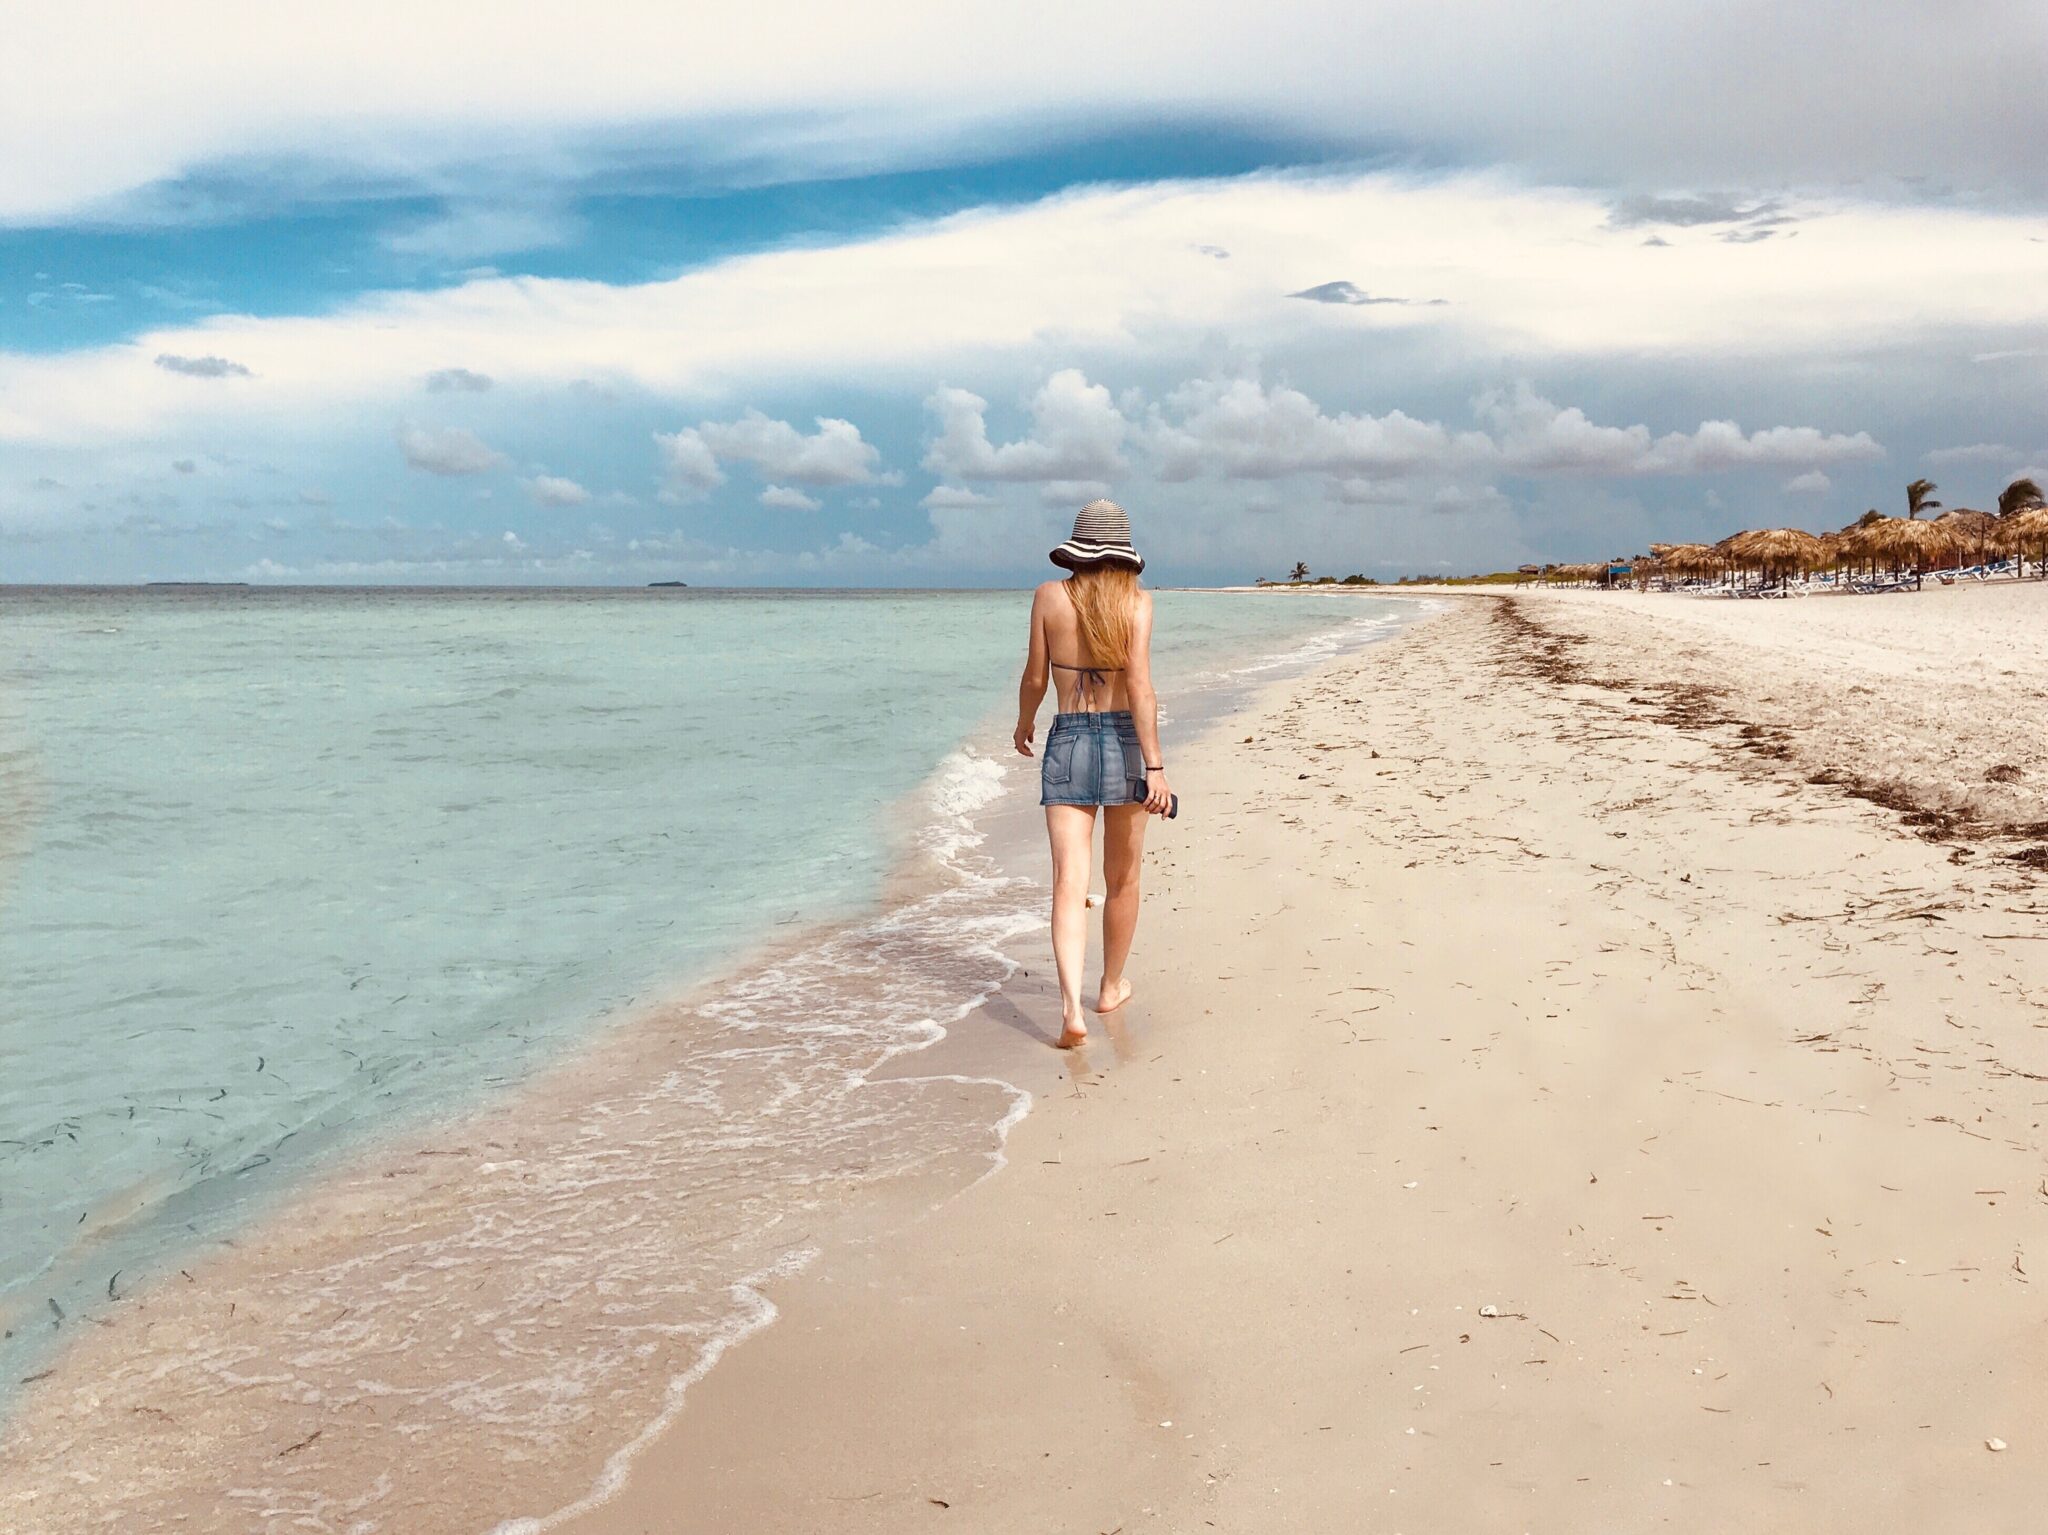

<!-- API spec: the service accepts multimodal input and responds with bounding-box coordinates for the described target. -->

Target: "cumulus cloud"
[696,411,885,485]
[425,367,494,393]
[154,353,251,378]
[758,484,823,512]
[527,473,590,507]
[923,369,1127,482]
[397,422,506,476]
[1784,469,1831,494]
[654,428,725,498]
[1474,383,1882,475]
[1146,377,1465,482]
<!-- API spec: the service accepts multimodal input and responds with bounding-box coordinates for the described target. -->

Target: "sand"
[565,590,2048,1534]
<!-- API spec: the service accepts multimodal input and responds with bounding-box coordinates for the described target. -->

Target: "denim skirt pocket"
[1042,732,1077,787]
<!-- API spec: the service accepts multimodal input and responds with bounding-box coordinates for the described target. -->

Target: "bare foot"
[1093,976,1133,1015]
[1056,1012,1089,1049]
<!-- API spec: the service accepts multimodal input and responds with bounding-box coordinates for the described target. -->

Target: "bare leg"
[1044,805,1098,1046]
[1096,803,1149,1012]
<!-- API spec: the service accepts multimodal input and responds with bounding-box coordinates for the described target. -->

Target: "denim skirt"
[1040,710,1144,807]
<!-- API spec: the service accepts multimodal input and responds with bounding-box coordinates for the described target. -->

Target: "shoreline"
[561,590,2048,1534]
[0,593,1423,1532]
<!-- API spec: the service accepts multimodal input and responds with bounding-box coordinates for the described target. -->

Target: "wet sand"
[567,591,2048,1533]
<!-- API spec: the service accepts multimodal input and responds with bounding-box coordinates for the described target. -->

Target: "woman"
[1013,500,1172,1049]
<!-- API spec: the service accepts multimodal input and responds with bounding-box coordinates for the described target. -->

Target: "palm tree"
[1850,508,1885,529]
[1905,478,1941,519]
[1997,477,2044,519]
[1289,561,1310,582]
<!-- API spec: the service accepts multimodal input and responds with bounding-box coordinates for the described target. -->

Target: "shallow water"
[0,585,1412,1408]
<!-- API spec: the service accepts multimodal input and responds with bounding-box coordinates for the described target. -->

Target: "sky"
[3,2,2047,586]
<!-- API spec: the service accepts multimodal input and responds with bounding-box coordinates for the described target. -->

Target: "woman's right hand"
[1013,719,1034,757]
[1142,770,1172,816]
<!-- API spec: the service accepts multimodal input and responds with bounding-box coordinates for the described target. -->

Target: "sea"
[0,585,1418,1530]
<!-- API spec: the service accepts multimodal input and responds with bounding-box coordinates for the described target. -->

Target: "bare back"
[1039,577,1134,711]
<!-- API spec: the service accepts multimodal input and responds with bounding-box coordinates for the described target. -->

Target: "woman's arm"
[1125,592,1171,814]
[1013,584,1050,757]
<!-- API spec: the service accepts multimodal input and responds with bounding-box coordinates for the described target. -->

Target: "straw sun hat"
[1049,499,1145,574]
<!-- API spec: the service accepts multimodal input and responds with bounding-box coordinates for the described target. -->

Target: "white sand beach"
[563,588,2048,1534]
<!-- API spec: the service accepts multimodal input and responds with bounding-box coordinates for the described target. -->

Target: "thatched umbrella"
[1934,508,2000,567]
[1727,527,1824,585]
[1658,542,1717,580]
[1862,515,1959,577]
[2002,504,2048,578]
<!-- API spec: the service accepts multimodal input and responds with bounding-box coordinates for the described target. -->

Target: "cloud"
[921,485,996,509]
[1926,442,2020,465]
[653,428,725,498]
[923,369,1127,482]
[1474,383,1882,475]
[1146,377,1465,482]
[425,367,494,393]
[502,530,527,552]
[396,422,506,476]
[8,171,2047,450]
[1608,193,1784,228]
[1288,280,1442,306]
[758,484,822,512]
[1784,469,1831,494]
[154,353,251,378]
[171,457,197,473]
[526,473,590,507]
[696,411,885,485]
[11,2,2048,232]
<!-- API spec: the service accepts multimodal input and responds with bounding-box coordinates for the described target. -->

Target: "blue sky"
[4,2,2047,585]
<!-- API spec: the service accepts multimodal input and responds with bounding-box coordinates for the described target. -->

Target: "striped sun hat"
[1049,499,1145,574]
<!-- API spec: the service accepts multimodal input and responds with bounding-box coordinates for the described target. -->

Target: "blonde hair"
[1066,564,1139,669]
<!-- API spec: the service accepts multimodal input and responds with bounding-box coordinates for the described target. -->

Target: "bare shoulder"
[1034,578,1067,606]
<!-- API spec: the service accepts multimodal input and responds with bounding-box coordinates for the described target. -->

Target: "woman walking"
[1013,501,1173,1048]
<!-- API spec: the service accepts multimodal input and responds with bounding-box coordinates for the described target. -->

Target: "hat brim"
[1050,539,1144,574]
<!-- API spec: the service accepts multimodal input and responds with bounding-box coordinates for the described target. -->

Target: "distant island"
[145,581,250,588]
[648,581,688,588]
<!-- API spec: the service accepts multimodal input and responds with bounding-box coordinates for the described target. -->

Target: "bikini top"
[1051,658,1121,710]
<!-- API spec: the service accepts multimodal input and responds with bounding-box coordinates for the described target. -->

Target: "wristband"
[1145,763,1164,772]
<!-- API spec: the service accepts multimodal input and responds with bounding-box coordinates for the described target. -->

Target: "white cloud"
[923,369,1126,482]
[697,411,885,485]
[758,483,822,512]
[397,422,505,476]
[654,428,724,498]
[1474,383,1882,475]
[526,473,590,507]
[1147,377,1463,481]
[1784,469,1831,494]
[502,530,526,552]
[5,172,2045,449]
[7,3,2048,226]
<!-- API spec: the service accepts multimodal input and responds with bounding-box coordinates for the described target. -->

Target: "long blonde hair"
[1066,565,1139,668]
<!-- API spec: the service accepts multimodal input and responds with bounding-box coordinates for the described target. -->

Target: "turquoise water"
[0,586,1408,1389]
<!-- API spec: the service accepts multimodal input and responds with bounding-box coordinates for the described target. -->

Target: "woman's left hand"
[1013,719,1034,757]
[1143,770,1172,815]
